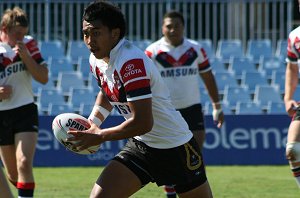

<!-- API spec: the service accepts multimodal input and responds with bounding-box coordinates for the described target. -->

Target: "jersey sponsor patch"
[110,101,132,119]
[120,59,147,83]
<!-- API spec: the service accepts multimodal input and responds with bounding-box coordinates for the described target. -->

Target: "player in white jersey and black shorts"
[67,1,213,198]
[0,7,48,198]
[145,10,224,198]
[284,1,300,187]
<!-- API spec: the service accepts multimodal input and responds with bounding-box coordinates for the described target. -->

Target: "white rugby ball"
[52,113,100,155]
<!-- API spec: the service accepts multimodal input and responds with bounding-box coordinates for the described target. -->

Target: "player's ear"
[111,28,120,41]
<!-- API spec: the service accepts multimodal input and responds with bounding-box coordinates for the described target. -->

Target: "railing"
[0,0,293,49]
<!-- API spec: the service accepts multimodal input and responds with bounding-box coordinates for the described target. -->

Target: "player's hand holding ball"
[52,113,100,155]
[67,122,103,152]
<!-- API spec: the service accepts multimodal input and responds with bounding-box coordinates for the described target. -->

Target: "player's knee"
[286,142,300,162]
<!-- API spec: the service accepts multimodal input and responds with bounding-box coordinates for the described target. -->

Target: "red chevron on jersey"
[120,58,146,83]
[156,47,197,68]
[1,56,13,67]
[145,37,211,109]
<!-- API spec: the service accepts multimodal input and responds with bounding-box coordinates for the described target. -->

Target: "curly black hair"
[83,0,126,39]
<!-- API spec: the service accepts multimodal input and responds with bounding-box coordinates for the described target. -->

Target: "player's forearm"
[284,63,298,101]
[23,56,49,84]
[201,72,221,104]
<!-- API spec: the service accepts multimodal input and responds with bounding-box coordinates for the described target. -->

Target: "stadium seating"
[275,39,288,59]
[293,87,300,100]
[266,101,286,114]
[246,39,273,63]
[56,72,86,95]
[66,40,90,64]
[199,87,211,104]
[132,39,152,50]
[37,88,66,113]
[48,103,74,116]
[222,85,252,109]
[253,85,282,108]
[32,79,55,98]
[213,71,239,93]
[227,56,257,79]
[198,39,215,59]
[79,103,95,116]
[240,71,269,94]
[48,57,74,80]
[34,38,292,115]
[77,57,91,80]
[216,39,244,63]
[35,102,44,115]
[39,40,65,60]
[235,101,262,115]
[270,70,285,94]
[210,58,228,73]
[204,102,233,115]
[257,56,285,79]
[68,87,95,111]
[87,75,101,91]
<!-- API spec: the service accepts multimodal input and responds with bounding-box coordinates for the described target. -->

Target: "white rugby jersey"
[89,38,192,149]
[287,26,300,64]
[0,35,45,110]
[145,37,211,109]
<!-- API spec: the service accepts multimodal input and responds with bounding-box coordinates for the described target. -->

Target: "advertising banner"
[35,115,290,166]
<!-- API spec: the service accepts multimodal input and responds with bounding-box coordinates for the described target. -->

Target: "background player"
[145,10,224,198]
[0,165,13,198]
[67,1,213,197]
[284,0,300,188]
[0,6,48,198]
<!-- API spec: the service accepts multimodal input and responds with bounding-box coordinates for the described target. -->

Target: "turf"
[9,165,299,198]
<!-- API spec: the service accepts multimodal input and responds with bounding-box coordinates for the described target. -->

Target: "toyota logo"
[125,64,135,71]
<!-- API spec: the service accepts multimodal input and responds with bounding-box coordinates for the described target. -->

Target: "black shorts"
[178,104,205,131]
[110,137,207,194]
[293,106,300,121]
[0,103,39,145]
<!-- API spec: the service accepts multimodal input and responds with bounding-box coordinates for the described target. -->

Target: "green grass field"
[9,165,299,198]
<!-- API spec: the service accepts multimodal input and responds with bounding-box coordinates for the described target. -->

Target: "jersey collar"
[161,37,187,48]
[110,38,125,62]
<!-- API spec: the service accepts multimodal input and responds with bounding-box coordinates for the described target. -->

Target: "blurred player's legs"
[163,129,205,198]
[90,160,142,198]
[163,104,206,198]
[0,132,37,198]
[0,165,13,198]
[286,120,300,188]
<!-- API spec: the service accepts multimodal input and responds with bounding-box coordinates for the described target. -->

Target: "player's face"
[82,20,118,60]
[4,26,28,47]
[162,17,184,46]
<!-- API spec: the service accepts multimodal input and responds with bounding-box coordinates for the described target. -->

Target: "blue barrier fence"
[35,115,290,166]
